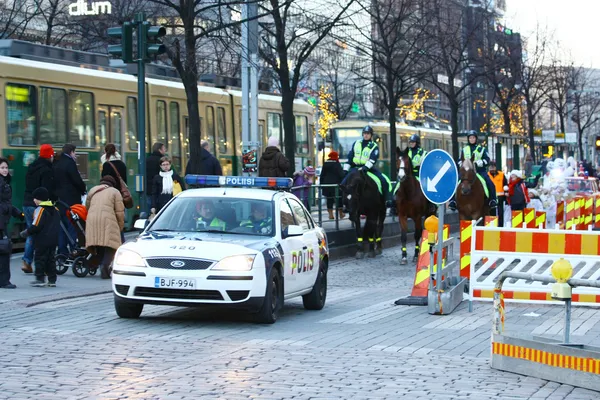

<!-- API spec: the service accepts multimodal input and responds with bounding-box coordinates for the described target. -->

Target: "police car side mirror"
[286,225,304,237]
[134,219,148,230]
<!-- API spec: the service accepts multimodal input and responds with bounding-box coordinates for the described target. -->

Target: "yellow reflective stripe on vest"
[353,141,375,166]
[463,146,484,162]
[409,148,425,167]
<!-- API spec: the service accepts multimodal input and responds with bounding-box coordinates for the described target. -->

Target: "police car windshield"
[148,197,275,236]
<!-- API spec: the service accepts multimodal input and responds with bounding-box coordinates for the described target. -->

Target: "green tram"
[328,120,467,177]
[0,43,314,239]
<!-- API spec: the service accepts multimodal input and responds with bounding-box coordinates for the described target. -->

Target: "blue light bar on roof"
[185,175,293,189]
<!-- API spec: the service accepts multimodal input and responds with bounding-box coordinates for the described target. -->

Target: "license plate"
[154,277,196,290]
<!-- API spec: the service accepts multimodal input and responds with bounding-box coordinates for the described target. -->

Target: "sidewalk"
[0,253,112,307]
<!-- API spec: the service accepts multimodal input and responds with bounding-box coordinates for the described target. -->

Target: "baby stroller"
[55,202,94,278]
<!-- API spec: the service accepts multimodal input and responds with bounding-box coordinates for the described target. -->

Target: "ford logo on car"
[170,260,186,268]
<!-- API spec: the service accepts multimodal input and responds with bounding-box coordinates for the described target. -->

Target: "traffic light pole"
[136,12,147,213]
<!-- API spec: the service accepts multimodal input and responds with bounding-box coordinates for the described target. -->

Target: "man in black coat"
[53,143,86,257]
[185,140,223,176]
[21,144,57,273]
[146,142,166,212]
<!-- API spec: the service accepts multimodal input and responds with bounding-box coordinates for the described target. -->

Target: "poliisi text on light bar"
[185,175,293,189]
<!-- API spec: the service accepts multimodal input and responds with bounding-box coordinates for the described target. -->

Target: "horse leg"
[354,213,365,259]
[413,219,423,263]
[375,208,385,255]
[366,217,377,258]
[399,216,408,265]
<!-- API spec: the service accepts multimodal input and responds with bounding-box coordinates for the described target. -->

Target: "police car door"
[279,199,302,296]
[286,198,319,294]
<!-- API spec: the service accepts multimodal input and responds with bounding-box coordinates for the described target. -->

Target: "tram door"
[98,106,125,161]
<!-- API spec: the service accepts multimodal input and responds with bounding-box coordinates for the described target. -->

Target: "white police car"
[112,175,329,324]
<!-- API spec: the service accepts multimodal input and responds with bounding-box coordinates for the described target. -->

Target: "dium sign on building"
[68,0,112,16]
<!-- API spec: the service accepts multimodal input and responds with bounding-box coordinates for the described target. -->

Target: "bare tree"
[518,25,552,163]
[483,28,522,135]
[349,0,429,179]
[316,41,360,120]
[569,67,600,160]
[0,0,37,39]
[259,0,356,175]
[424,0,490,160]
[31,0,71,45]
[547,47,575,136]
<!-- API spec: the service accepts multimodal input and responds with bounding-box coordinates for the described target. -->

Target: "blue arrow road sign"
[419,149,458,204]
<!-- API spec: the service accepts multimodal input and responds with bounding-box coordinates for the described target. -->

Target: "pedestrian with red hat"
[21,144,56,274]
[320,151,345,220]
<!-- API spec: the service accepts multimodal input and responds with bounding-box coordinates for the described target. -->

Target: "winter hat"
[304,166,316,176]
[328,151,339,161]
[100,175,117,187]
[510,170,522,179]
[267,136,279,147]
[32,187,49,201]
[39,144,54,159]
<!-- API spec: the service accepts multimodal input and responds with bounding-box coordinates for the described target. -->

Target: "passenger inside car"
[238,202,273,235]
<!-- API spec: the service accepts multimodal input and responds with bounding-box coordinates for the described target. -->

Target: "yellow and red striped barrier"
[582,196,594,230]
[410,225,450,298]
[470,226,600,305]
[595,196,600,229]
[511,210,523,228]
[460,217,497,280]
[523,208,536,228]
[535,211,546,229]
[565,198,576,230]
[556,201,565,227]
[492,342,600,375]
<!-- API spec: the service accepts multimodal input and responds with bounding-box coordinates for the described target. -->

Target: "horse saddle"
[366,171,392,195]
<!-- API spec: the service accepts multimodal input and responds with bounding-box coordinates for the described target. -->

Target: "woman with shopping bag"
[151,156,186,214]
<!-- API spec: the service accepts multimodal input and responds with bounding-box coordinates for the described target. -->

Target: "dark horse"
[395,148,435,264]
[340,169,387,259]
[456,159,489,221]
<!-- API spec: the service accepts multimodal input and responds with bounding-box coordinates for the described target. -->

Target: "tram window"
[6,83,37,146]
[39,87,67,145]
[169,102,181,173]
[111,110,122,149]
[267,113,281,143]
[295,116,308,154]
[217,107,227,154]
[156,100,168,149]
[68,91,94,148]
[127,97,137,151]
[206,106,216,153]
[98,110,107,147]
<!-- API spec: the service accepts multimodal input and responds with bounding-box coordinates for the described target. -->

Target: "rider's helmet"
[409,134,421,146]
[467,131,478,143]
[362,125,374,138]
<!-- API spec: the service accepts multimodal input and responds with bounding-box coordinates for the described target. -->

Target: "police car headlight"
[212,255,255,271]
[115,249,145,267]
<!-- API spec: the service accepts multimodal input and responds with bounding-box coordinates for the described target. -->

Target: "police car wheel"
[256,268,282,324]
[114,295,143,319]
[302,264,327,311]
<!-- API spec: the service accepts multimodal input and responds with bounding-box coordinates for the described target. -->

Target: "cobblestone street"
[0,244,599,399]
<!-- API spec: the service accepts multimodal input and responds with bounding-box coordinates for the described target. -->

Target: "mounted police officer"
[341,125,392,207]
[406,134,426,178]
[449,132,497,211]
[240,202,273,235]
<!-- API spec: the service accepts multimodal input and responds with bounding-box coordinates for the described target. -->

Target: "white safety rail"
[468,225,600,306]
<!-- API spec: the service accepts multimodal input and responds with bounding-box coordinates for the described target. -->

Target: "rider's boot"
[489,198,498,210]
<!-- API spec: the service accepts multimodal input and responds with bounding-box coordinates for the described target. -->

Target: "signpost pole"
[436,204,445,307]
[136,12,147,213]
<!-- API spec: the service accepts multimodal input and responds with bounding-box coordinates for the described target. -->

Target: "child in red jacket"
[507,170,530,211]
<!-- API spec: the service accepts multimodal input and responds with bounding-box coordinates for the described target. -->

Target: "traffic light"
[142,22,166,60]
[107,22,133,64]
[595,136,600,150]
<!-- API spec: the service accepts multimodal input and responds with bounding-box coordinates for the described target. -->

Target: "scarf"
[160,170,174,195]
[100,152,122,164]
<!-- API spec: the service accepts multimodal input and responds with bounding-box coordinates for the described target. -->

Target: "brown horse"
[456,159,489,221]
[395,148,435,264]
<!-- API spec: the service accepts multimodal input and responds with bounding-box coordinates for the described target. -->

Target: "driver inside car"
[239,202,272,234]
[196,200,227,231]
